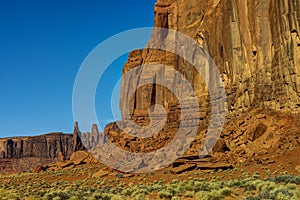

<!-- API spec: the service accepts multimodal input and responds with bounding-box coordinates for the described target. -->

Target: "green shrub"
[196,191,210,200]
[287,183,297,190]
[208,181,223,190]
[132,193,145,200]
[69,196,80,200]
[158,189,173,200]
[111,194,123,200]
[246,185,295,200]
[184,191,195,198]
[0,188,20,200]
[91,192,113,200]
[270,186,294,199]
[227,179,241,187]
[219,187,232,196]
[193,181,209,192]
[208,189,223,200]
[265,175,300,184]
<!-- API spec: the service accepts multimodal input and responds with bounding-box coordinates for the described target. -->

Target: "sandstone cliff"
[0,132,74,159]
[102,0,300,168]
[0,122,86,172]
[122,0,300,119]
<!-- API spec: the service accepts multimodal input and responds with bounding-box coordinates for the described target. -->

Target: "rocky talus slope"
[98,0,300,172]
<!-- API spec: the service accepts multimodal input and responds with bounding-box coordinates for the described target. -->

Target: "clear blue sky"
[0,0,156,137]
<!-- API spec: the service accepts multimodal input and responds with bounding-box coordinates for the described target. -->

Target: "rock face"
[73,121,85,151]
[0,122,84,172]
[80,124,105,150]
[0,132,74,159]
[101,0,300,169]
[121,0,300,121]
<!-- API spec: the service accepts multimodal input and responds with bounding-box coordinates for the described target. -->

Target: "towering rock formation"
[121,0,300,120]
[80,124,105,149]
[73,121,84,151]
[103,0,300,166]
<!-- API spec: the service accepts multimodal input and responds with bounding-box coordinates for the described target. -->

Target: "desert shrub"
[184,191,195,198]
[208,189,223,200]
[265,175,300,184]
[43,190,69,200]
[158,189,173,200]
[165,185,180,196]
[276,192,292,200]
[219,187,233,196]
[150,183,165,191]
[244,183,257,191]
[294,189,300,199]
[257,181,276,192]
[110,194,123,200]
[252,172,260,179]
[122,185,149,197]
[131,187,149,197]
[196,191,210,200]
[91,192,113,200]
[0,188,20,200]
[227,179,242,187]
[242,172,251,179]
[197,189,225,200]
[69,196,80,200]
[132,193,146,200]
[25,196,43,200]
[246,185,295,200]
[171,179,178,184]
[193,181,210,192]
[287,183,297,190]
[121,188,132,196]
[208,181,223,190]
[270,186,294,199]
[179,181,193,191]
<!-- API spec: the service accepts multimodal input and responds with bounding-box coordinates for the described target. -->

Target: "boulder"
[195,162,233,170]
[247,123,267,141]
[57,161,73,169]
[171,164,197,174]
[92,170,110,178]
[212,139,229,153]
[34,165,47,173]
[70,151,90,163]
[58,151,65,162]
[256,114,266,119]
[69,150,99,165]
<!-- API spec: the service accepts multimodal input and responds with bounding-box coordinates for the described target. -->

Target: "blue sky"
[0,0,156,137]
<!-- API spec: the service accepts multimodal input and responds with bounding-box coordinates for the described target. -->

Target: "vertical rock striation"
[103,0,300,166]
[0,122,85,172]
[0,132,74,159]
[0,122,85,160]
[121,0,300,121]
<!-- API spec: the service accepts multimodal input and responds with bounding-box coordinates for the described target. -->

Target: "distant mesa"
[0,122,104,172]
